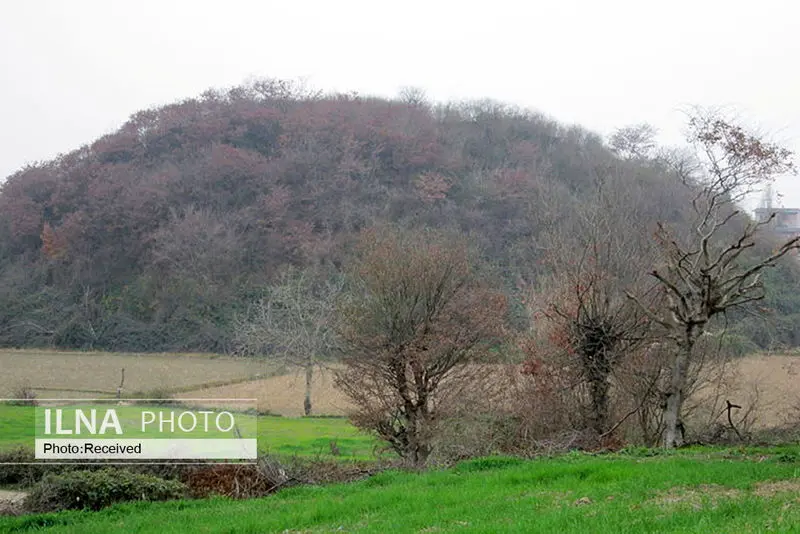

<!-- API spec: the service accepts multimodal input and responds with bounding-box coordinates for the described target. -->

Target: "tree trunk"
[406,405,431,467]
[303,364,313,416]
[589,376,611,436]
[662,327,697,448]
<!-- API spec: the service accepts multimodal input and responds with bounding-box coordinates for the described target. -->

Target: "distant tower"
[755,184,774,223]
[761,183,774,210]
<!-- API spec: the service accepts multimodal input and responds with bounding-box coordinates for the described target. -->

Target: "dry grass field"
[180,355,800,426]
[0,349,270,398]
[723,353,800,428]
[178,366,353,416]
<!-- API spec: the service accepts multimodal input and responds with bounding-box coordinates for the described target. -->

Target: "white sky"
[2,0,799,208]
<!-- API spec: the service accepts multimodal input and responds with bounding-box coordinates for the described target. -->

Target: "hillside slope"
[1,80,798,351]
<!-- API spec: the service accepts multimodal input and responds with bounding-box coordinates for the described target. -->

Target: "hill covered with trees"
[1,79,798,352]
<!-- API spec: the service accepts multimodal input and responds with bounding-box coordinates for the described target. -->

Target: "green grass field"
[0,404,378,460]
[3,449,800,533]
[0,405,33,450]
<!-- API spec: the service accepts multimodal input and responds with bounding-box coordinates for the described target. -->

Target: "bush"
[182,458,289,499]
[181,456,387,498]
[0,449,201,488]
[284,457,386,486]
[0,448,68,486]
[429,413,518,465]
[129,388,176,405]
[24,469,186,512]
[5,383,38,406]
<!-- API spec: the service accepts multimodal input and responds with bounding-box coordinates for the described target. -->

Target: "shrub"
[429,413,515,465]
[6,383,38,406]
[129,388,176,405]
[182,457,289,499]
[284,457,386,486]
[24,469,186,512]
[0,448,67,486]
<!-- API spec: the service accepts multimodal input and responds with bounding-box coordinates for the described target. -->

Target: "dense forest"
[1,79,798,353]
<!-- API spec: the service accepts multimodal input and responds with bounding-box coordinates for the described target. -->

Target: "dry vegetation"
[180,355,800,427]
[0,349,269,398]
[178,366,353,416]
[2,347,799,431]
[724,354,800,428]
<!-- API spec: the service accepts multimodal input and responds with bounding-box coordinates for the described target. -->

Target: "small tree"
[336,227,507,466]
[609,123,658,161]
[233,267,342,416]
[629,110,799,448]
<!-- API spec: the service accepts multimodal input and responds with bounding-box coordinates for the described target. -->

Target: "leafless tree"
[525,174,658,439]
[609,123,658,161]
[629,109,798,448]
[335,227,508,466]
[233,266,343,416]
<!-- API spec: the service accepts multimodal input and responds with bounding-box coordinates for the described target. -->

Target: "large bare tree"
[629,110,799,448]
[335,227,507,466]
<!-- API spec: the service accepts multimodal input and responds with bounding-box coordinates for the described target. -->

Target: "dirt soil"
[0,490,27,516]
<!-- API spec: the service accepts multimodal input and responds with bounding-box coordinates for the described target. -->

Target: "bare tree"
[526,177,657,438]
[629,109,798,448]
[609,123,658,161]
[233,267,343,416]
[335,227,507,466]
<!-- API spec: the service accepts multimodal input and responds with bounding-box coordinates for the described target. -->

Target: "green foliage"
[0,448,63,487]
[452,455,526,472]
[24,469,187,513]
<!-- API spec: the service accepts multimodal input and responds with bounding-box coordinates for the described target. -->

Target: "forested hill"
[1,80,798,352]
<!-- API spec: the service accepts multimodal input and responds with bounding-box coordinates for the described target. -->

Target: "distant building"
[753,207,800,238]
[753,184,800,240]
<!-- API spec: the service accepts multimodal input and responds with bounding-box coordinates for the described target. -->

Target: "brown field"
[0,349,270,398]
[723,353,800,428]
[180,355,800,425]
[178,366,353,416]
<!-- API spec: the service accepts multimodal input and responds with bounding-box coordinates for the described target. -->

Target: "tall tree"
[629,110,798,448]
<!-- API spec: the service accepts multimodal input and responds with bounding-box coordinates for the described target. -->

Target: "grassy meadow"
[0,404,378,461]
[3,448,800,533]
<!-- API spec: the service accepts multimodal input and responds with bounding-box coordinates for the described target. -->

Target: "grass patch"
[0,405,377,461]
[0,406,35,451]
[2,449,800,532]
[256,416,376,460]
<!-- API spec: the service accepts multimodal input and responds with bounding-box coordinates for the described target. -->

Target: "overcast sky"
[2,0,799,208]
